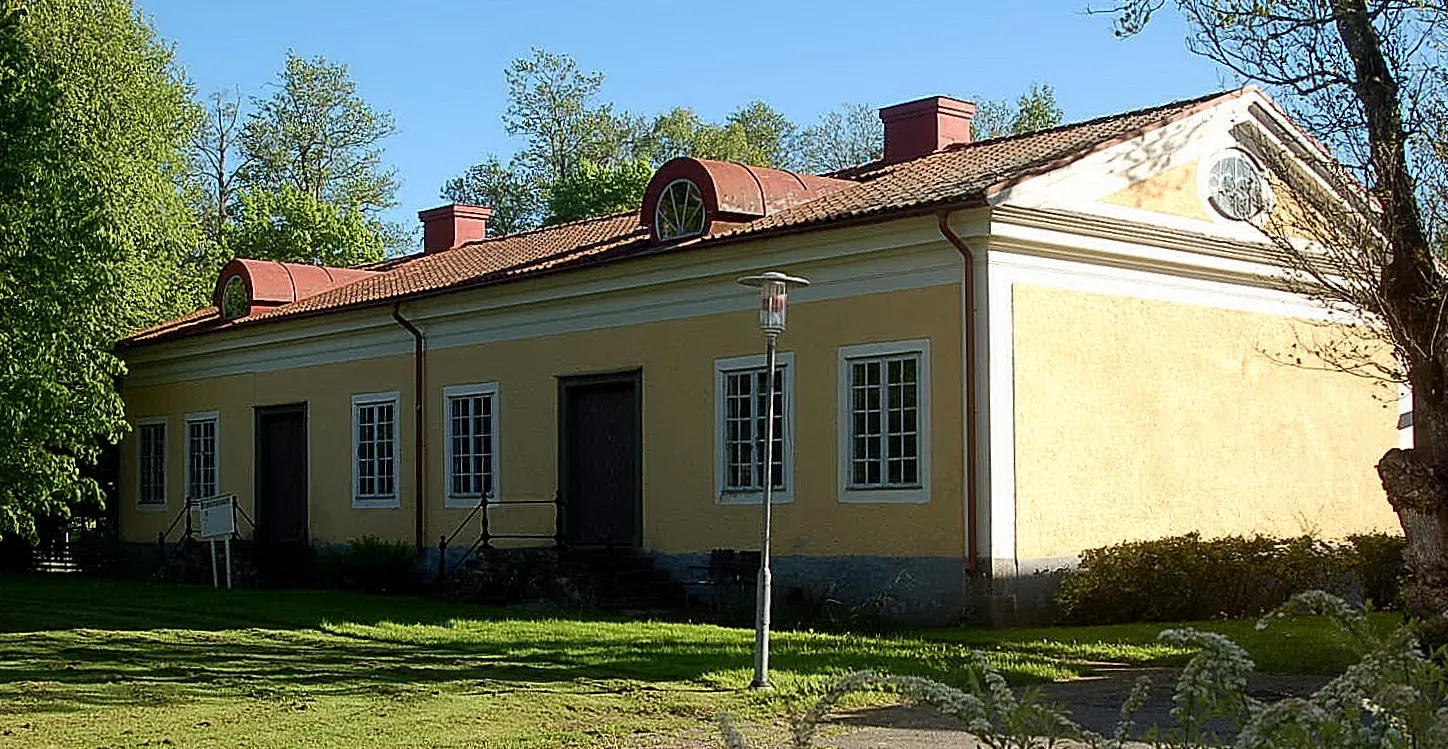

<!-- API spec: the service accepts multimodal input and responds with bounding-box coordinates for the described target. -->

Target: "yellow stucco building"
[118,88,1401,621]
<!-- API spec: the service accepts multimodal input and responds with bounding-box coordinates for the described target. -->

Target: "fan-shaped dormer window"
[654,179,706,241]
[221,275,249,320]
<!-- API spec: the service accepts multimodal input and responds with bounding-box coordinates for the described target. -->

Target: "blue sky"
[136,0,1230,231]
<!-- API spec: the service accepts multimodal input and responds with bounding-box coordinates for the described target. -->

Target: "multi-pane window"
[185,413,218,500]
[849,354,920,487]
[138,420,166,507]
[444,384,498,505]
[839,340,930,502]
[353,393,399,504]
[716,353,793,501]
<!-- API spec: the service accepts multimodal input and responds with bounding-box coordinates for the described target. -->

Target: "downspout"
[392,302,426,552]
[936,212,981,575]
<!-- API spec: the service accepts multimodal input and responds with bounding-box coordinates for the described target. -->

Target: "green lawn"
[0,574,1393,748]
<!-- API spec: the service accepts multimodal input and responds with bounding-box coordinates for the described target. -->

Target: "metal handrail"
[439,494,563,579]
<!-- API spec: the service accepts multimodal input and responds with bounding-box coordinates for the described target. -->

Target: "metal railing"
[156,495,253,565]
[438,492,563,579]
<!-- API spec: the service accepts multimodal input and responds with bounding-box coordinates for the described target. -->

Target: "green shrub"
[315,536,418,594]
[1055,532,1404,624]
[1347,532,1408,610]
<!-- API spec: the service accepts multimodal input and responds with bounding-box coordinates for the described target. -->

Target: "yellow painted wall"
[1100,161,1213,221]
[121,355,416,545]
[120,283,965,559]
[1010,284,1400,561]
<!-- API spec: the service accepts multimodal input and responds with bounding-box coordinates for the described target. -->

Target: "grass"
[0,574,1396,748]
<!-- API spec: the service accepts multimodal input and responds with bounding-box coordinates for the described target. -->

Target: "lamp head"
[738,271,810,335]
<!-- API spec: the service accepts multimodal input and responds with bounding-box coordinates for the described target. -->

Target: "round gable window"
[221,275,249,320]
[654,179,706,241]
[1206,150,1271,221]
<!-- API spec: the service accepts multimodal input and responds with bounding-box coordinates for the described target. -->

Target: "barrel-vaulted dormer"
[638,158,855,244]
[214,259,381,321]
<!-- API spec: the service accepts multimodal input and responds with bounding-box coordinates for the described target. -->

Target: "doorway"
[253,404,308,547]
[558,372,642,547]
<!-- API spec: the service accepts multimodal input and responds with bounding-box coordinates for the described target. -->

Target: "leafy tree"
[226,186,386,267]
[240,53,402,254]
[440,156,544,237]
[546,160,653,225]
[642,102,795,166]
[445,51,798,234]
[1101,0,1448,637]
[0,0,198,538]
[790,103,885,173]
[501,48,614,185]
[1008,83,1064,135]
[972,83,1065,140]
[725,101,796,168]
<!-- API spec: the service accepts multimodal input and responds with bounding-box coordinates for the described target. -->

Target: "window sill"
[444,496,494,510]
[717,491,794,506]
[352,497,400,509]
[136,502,169,513]
[838,486,930,504]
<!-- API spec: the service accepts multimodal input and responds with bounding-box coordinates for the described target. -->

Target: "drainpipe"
[936,212,981,575]
[392,302,426,552]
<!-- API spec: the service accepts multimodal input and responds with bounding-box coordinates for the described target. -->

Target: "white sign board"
[198,495,236,539]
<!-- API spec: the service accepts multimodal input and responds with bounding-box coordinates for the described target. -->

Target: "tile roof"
[123,88,1244,347]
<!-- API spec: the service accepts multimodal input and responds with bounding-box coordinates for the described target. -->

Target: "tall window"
[184,412,218,501]
[839,341,931,503]
[715,353,794,502]
[444,383,498,507]
[138,419,167,508]
[352,392,399,507]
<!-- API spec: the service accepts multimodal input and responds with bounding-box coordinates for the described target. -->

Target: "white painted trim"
[351,391,402,509]
[713,351,797,505]
[963,233,993,568]
[441,382,501,509]
[182,411,220,503]
[837,339,933,504]
[134,416,168,512]
[122,219,974,388]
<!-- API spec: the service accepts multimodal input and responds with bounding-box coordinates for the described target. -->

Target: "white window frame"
[352,391,402,509]
[714,351,796,505]
[183,411,220,503]
[837,339,931,504]
[442,382,500,509]
[136,416,168,511]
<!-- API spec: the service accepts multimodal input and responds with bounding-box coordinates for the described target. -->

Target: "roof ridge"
[831,87,1246,179]
[455,210,637,250]
[950,87,1244,153]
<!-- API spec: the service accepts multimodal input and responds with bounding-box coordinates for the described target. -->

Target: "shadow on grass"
[4,573,1071,714]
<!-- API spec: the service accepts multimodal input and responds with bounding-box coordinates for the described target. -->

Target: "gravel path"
[817,667,1331,749]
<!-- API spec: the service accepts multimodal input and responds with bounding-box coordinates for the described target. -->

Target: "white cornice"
[124,213,984,388]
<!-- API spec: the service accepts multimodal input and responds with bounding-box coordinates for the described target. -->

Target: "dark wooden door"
[560,373,641,547]
[254,405,308,546]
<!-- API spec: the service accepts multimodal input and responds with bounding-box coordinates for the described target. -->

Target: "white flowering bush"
[717,592,1448,748]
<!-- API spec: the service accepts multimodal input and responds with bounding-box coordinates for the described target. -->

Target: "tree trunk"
[1377,446,1448,641]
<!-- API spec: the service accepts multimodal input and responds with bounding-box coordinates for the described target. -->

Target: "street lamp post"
[737,271,809,691]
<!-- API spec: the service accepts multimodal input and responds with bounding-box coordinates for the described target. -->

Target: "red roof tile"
[123,88,1245,347]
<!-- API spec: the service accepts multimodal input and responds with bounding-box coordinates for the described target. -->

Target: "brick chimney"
[879,96,976,163]
[419,203,493,253]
